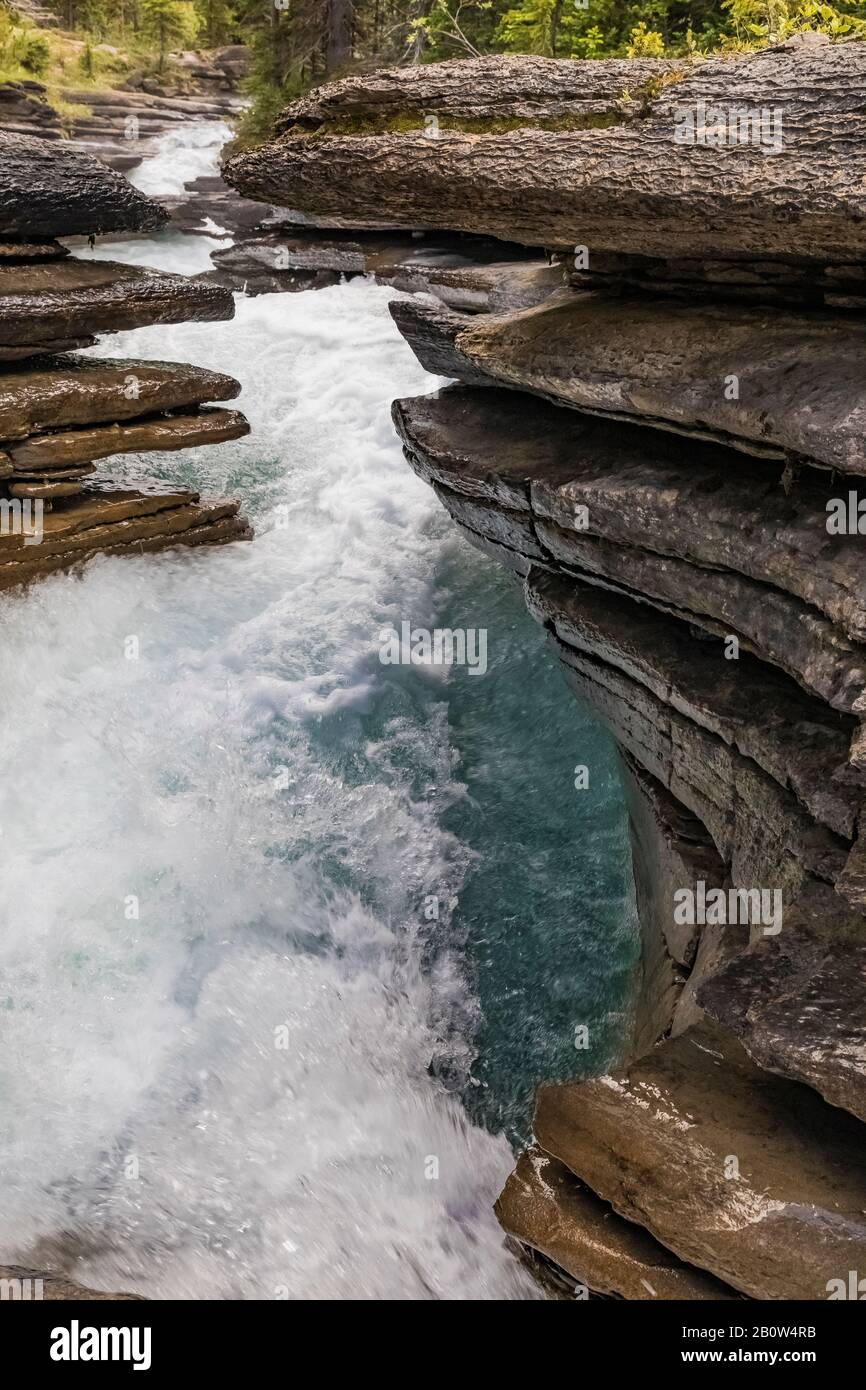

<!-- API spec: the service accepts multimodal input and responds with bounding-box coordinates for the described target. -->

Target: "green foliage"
[18,28,51,72]
[7,0,863,138]
[194,0,236,46]
[722,0,866,43]
[625,17,665,49]
[491,0,866,57]
[0,9,52,76]
[140,0,199,69]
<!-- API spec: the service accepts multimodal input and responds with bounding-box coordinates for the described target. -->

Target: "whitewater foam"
[0,281,536,1298]
[129,121,234,198]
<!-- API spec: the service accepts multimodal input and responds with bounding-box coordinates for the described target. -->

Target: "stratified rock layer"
[0,356,242,438]
[0,130,167,238]
[392,294,866,472]
[274,54,678,133]
[393,384,866,709]
[496,1147,737,1300]
[0,259,234,352]
[0,128,251,592]
[0,486,251,589]
[225,39,866,264]
[697,881,866,1123]
[205,226,554,309]
[535,1024,866,1301]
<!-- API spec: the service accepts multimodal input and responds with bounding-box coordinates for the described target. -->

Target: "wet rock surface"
[0,126,251,597]
[617,750,739,1054]
[0,356,241,437]
[205,226,553,307]
[394,384,866,710]
[236,47,866,1299]
[0,130,166,238]
[534,1022,866,1301]
[6,407,249,470]
[697,881,866,1123]
[0,257,234,351]
[496,1146,738,1300]
[393,293,866,472]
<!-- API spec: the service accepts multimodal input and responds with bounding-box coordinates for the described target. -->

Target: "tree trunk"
[326,0,352,76]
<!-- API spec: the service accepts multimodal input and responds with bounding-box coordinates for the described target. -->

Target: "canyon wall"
[226,36,866,1299]
[0,130,250,594]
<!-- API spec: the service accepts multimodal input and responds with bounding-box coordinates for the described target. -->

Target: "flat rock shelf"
[0,131,251,589]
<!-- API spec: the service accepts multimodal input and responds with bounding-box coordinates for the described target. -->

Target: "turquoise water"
[433,545,637,1145]
[0,131,638,1294]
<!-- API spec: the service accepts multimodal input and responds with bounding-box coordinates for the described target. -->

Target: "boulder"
[496,1146,737,1300]
[0,131,166,238]
[535,1022,866,1300]
[225,41,866,263]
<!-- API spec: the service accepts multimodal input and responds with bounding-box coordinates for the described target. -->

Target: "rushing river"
[0,125,637,1298]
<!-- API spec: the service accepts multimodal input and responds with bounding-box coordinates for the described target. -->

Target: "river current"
[0,123,637,1298]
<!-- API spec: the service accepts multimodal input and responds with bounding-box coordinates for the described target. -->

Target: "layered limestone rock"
[393,385,866,714]
[225,37,866,265]
[272,54,678,134]
[616,750,742,1054]
[0,66,245,166]
[391,295,866,472]
[0,130,166,238]
[231,45,866,1300]
[0,131,250,586]
[697,880,866,1124]
[0,486,251,588]
[205,225,555,307]
[495,1146,738,1300]
[534,1023,866,1301]
[0,257,234,352]
[160,173,287,240]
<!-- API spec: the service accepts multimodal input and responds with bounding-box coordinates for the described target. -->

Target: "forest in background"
[2,0,865,138]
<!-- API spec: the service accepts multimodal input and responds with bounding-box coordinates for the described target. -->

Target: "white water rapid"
[0,123,544,1300]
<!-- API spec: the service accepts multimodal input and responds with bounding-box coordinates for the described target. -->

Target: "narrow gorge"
[2,25,865,1314]
[223,34,866,1301]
